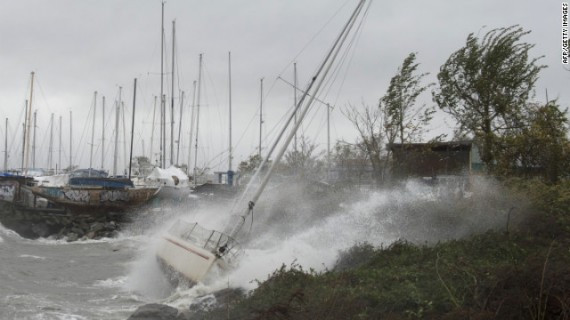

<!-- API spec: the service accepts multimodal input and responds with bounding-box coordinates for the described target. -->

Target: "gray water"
[0,178,523,319]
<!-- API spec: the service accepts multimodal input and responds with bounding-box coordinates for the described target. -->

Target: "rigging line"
[34,76,56,116]
[274,0,354,78]
[73,96,96,168]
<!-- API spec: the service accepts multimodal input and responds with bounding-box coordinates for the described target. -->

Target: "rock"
[31,222,50,238]
[86,231,96,239]
[90,222,105,233]
[128,303,185,320]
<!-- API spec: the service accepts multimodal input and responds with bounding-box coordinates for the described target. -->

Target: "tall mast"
[228,51,233,171]
[4,118,8,172]
[327,103,331,175]
[176,90,184,165]
[258,77,263,158]
[69,110,72,170]
[128,78,137,179]
[122,101,127,175]
[150,96,157,164]
[170,19,176,167]
[187,80,196,175]
[32,110,37,169]
[113,87,122,176]
[293,62,298,152]
[89,91,97,170]
[101,96,105,170]
[24,72,34,175]
[58,115,62,174]
[48,113,54,171]
[21,100,27,172]
[193,54,203,187]
[160,1,165,168]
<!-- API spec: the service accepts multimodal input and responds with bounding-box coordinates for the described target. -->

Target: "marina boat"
[155,0,369,284]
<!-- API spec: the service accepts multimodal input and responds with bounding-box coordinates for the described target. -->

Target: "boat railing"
[168,220,243,265]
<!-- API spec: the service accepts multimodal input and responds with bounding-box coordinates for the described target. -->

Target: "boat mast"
[48,113,54,172]
[24,72,34,176]
[258,77,263,158]
[228,51,233,172]
[170,19,175,167]
[128,78,137,179]
[21,100,27,172]
[150,96,156,164]
[227,0,367,239]
[101,96,105,170]
[187,80,196,175]
[176,90,184,165]
[58,115,62,174]
[4,118,8,172]
[193,54,203,187]
[122,101,127,175]
[89,91,97,171]
[69,110,72,171]
[32,110,37,169]
[160,1,165,168]
[113,87,121,176]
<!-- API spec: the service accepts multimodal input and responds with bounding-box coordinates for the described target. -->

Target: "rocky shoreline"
[0,201,126,241]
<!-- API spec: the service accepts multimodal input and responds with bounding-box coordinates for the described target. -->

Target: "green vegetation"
[194,180,569,319]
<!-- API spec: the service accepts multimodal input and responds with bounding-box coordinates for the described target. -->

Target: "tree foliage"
[381,52,435,145]
[283,135,324,177]
[433,25,546,169]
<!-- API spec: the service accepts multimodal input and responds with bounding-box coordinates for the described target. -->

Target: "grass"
[193,179,570,320]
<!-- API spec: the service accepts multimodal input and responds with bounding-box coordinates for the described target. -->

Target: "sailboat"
[156,0,369,284]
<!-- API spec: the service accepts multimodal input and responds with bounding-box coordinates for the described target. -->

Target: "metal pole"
[21,100,27,172]
[128,78,137,179]
[193,54,203,186]
[69,110,72,171]
[32,110,37,169]
[176,90,184,165]
[259,77,263,158]
[24,72,34,175]
[113,87,121,176]
[228,51,233,171]
[101,96,105,170]
[4,118,8,172]
[89,91,97,170]
[187,81,196,175]
[150,96,156,164]
[293,62,298,153]
[48,113,54,171]
[58,115,62,174]
[160,1,165,168]
[170,19,175,166]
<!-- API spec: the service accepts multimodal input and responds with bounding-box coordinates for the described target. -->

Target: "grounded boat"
[28,171,159,212]
[155,0,369,285]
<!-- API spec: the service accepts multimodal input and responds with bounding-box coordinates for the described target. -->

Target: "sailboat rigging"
[156,0,370,284]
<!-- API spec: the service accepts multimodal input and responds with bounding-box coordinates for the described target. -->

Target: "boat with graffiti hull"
[28,176,159,212]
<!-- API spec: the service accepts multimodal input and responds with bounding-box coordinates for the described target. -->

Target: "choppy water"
[0,178,523,319]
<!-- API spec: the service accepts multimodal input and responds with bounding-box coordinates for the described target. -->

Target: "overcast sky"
[0,0,566,174]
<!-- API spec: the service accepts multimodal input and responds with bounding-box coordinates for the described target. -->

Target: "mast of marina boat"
[160,1,165,168]
[4,118,8,172]
[21,101,27,172]
[58,115,62,174]
[193,54,203,187]
[32,110,37,169]
[48,113,54,172]
[259,77,263,158]
[69,111,73,171]
[176,90,184,165]
[170,19,176,167]
[113,87,122,176]
[227,0,368,240]
[128,78,137,179]
[150,96,156,164]
[187,80,196,176]
[228,51,233,172]
[89,91,97,171]
[23,72,34,176]
[122,101,127,175]
[101,96,105,170]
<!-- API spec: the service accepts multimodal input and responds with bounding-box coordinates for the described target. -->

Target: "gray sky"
[0,0,566,173]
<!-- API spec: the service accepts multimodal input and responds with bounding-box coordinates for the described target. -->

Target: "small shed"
[388,141,484,178]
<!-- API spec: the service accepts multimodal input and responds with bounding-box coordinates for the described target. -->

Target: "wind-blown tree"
[342,103,386,182]
[381,52,435,145]
[283,135,324,178]
[497,101,569,183]
[433,25,546,170]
